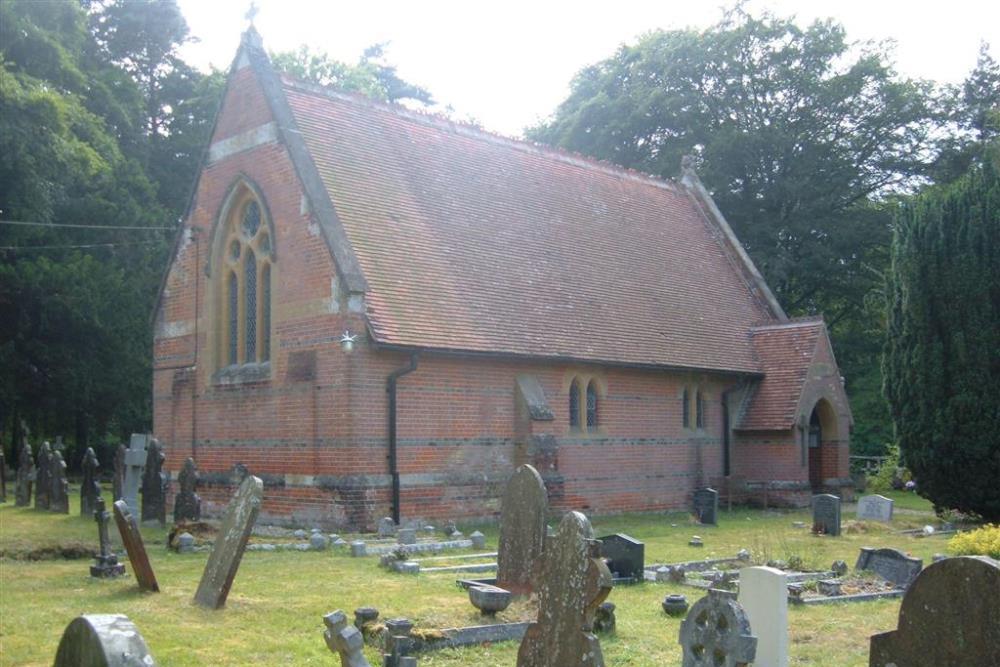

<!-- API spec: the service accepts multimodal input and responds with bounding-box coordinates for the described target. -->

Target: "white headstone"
[122,434,150,513]
[856,494,894,523]
[738,566,788,667]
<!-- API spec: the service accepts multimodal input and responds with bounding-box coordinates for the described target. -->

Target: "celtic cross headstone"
[678,590,757,667]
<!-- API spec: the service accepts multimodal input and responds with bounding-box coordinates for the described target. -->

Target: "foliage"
[868,442,904,492]
[884,156,1000,521]
[948,524,1000,558]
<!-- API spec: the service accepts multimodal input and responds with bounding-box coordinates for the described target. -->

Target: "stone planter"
[662,594,689,616]
[468,585,512,616]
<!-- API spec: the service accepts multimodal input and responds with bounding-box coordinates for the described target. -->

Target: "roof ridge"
[751,316,824,332]
[280,75,685,194]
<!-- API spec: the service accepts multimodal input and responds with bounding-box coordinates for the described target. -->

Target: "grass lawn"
[0,487,954,666]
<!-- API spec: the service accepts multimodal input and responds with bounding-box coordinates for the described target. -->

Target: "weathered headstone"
[598,533,645,581]
[113,443,126,501]
[324,610,373,667]
[193,474,263,609]
[15,439,34,507]
[122,434,150,513]
[397,527,416,545]
[53,614,156,667]
[679,590,757,667]
[738,566,788,667]
[869,556,1000,667]
[50,449,70,513]
[112,500,159,592]
[497,464,548,595]
[515,511,613,667]
[81,447,101,517]
[855,547,923,589]
[378,517,397,537]
[141,438,167,525]
[693,487,719,525]
[811,494,841,536]
[90,498,126,578]
[856,494,894,523]
[35,440,52,509]
[173,456,202,522]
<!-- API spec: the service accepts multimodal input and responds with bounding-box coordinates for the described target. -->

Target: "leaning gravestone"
[53,614,156,667]
[141,438,167,525]
[90,498,126,578]
[738,566,788,667]
[598,533,645,582]
[50,449,70,514]
[193,474,264,609]
[35,440,52,510]
[122,434,149,513]
[323,610,372,667]
[811,494,841,536]
[855,547,923,589]
[173,456,202,522]
[497,464,548,595]
[113,443,126,501]
[113,500,160,592]
[15,440,34,507]
[869,556,1000,667]
[516,511,613,667]
[81,447,101,517]
[679,590,757,667]
[693,487,719,525]
[856,494,894,523]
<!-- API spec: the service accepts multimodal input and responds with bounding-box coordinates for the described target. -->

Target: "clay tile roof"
[282,78,781,373]
[738,318,825,430]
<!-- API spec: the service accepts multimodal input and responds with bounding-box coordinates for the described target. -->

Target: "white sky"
[176,0,1000,138]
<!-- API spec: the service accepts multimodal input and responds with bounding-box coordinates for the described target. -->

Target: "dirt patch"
[0,541,96,561]
[167,520,217,549]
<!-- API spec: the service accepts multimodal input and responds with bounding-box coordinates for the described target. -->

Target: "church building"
[153,29,853,529]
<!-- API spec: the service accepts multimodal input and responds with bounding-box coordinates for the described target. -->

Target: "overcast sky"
[176,0,999,137]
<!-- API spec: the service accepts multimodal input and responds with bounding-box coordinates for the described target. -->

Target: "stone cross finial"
[80,447,100,517]
[678,590,757,667]
[245,1,259,25]
[323,610,372,667]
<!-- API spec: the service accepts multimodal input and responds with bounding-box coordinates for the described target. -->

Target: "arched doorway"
[808,399,838,492]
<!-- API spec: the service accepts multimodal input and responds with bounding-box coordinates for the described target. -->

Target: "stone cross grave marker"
[497,464,548,595]
[693,488,719,525]
[516,511,613,667]
[122,434,150,513]
[679,590,757,667]
[113,443,126,501]
[81,447,101,517]
[90,498,126,578]
[15,440,34,507]
[811,494,841,536]
[53,614,156,667]
[113,500,160,592]
[855,547,923,589]
[870,556,1000,667]
[50,449,70,514]
[173,456,202,522]
[323,610,372,667]
[194,474,263,609]
[855,494,894,523]
[738,566,788,667]
[35,440,52,509]
[141,438,167,525]
[598,533,644,582]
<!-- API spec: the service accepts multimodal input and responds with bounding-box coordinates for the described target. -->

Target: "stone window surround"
[681,383,710,433]
[565,373,606,436]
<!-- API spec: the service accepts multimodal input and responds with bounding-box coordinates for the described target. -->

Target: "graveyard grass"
[0,489,946,666]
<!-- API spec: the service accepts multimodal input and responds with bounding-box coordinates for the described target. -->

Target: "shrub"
[947,524,1000,558]
[869,444,901,493]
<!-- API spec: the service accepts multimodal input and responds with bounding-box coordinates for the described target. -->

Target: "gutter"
[387,352,419,524]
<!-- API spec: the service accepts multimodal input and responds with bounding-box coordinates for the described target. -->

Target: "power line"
[0,241,163,251]
[0,220,175,231]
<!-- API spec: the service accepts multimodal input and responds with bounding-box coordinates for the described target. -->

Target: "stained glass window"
[569,379,580,428]
[242,201,261,237]
[261,264,271,362]
[244,250,257,363]
[228,272,238,365]
[586,381,598,430]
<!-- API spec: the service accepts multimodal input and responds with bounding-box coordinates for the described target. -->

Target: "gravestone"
[869,556,1000,667]
[516,511,613,667]
[122,434,150,513]
[497,464,548,595]
[598,533,645,581]
[811,494,841,536]
[738,566,788,667]
[193,474,263,609]
[113,443,126,501]
[90,498,126,578]
[693,487,719,525]
[679,590,757,667]
[35,440,52,509]
[856,494,894,523]
[855,547,923,589]
[378,517,397,537]
[53,614,156,667]
[173,456,202,522]
[15,440,34,507]
[323,610,372,667]
[383,618,418,667]
[141,438,167,525]
[113,500,159,592]
[81,447,101,517]
[50,449,70,513]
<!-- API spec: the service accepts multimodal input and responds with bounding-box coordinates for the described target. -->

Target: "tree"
[883,156,1000,520]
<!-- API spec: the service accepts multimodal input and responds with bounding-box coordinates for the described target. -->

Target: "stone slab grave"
[50,449,70,513]
[193,474,263,609]
[122,433,150,513]
[90,498,126,578]
[738,566,788,667]
[80,447,101,517]
[811,493,841,536]
[516,510,613,667]
[870,555,1000,667]
[54,614,156,667]
[141,438,167,525]
[15,439,34,507]
[173,456,202,522]
[113,500,160,592]
[34,440,52,509]
[497,464,548,595]
[598,533,644,583]
[679,590,757,667]
[693,487,719,525]
[856,494,894,523]
[855,547,923,589]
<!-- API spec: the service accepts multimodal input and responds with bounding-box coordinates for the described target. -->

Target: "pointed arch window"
[569,378,581,429]
[695,390,705,428]
[586,380,598,430]
[682,388,691,428]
